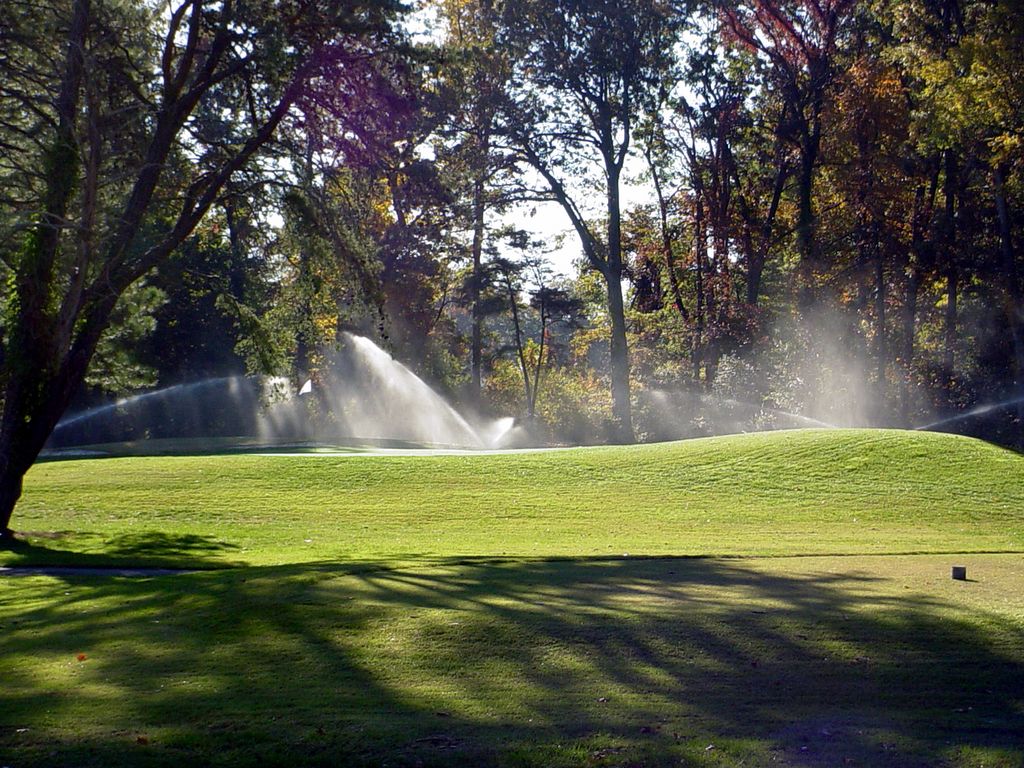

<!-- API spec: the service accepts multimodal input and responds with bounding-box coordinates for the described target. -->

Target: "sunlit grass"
[6,429,1024,567]
[2,429,1023,766]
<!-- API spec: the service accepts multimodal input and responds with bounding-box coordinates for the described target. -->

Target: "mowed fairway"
[2,429,1023,767]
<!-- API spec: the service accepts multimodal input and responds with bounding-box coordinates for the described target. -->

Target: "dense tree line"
[440,0,1024,446]
[2,0,1023,533]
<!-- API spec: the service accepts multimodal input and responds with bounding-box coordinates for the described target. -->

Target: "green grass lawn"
[2,429,1023,766]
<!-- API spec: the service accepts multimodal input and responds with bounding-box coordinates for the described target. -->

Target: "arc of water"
[339,334,487,448]
[54,377,241,431]
[51,337,518,450]
[709,396,837,429]
[914,395,1024,431]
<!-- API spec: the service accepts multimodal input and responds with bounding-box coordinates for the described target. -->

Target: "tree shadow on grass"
[105,531,241,560]
[0,531,242,569]
[0,556,1022,767]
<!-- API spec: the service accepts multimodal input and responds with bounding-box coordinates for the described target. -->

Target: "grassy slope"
[2,429,1024,768]
[6,428,1024,567]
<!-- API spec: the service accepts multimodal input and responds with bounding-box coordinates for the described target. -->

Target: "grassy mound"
[6,428,1023,567]
[2,429,1023,767]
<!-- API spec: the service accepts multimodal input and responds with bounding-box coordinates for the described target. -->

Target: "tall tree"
[495,0,680,442]
[721,0,857,306]
[490,230,583,420]
[0,0,407,538]
[436,0,513,401]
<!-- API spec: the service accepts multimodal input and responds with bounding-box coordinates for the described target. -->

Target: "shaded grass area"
[2,555,1023,767]
[6,429,1024,567]
[0,533,242,570]
[2,430,1023,765]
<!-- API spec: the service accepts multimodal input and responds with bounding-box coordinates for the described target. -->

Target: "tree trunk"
[1,0,92,539]
[646,146,688,320]
[744,234,764,306]
[530,315,547,419]
[469,174,486,401]
[943,150,958,402]
[0,391,54,538]
[795,136,819,308]
[900,186,924,426]
[1,0,324,535]
[605,267,633,442]
[0,317,102,538]
[693,188,707,384]
[502,274,532,418]
[993,161,1024,436]
[901,164,940,425]
[0,400,37,538]
[0,472,25,540]
[730,120,788,307]
[945,267,958,399]
[605,168,634,443]
[854,206,872,397]
[514,116,633,442]
[751,148,788,306]
[874,249,887,423]
[901,256,920,426]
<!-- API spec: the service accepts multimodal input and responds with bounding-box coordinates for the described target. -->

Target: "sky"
[494,170,657,282]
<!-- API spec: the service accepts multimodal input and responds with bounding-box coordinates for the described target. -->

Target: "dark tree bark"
[693,186,707,384]
[644,144,689,321]
[899,162,939,425]
[0,0,92,538]
[503,272,533,417]
[900,251,921,425]
[874,248,887,420]
[944,266,958,398]
[795,125,823,307]
[470,172,486,399]
[993,161,1024,432]
[942,150,959,402]
[605,161,633,440]
[733,151,788,306]
[530,324,546,420]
